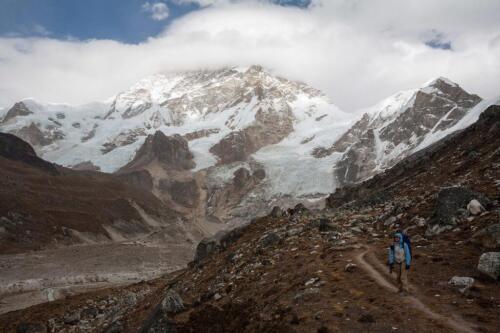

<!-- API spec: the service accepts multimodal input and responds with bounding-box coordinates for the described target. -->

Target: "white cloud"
[0,0,500,111]
[142,2,170,21]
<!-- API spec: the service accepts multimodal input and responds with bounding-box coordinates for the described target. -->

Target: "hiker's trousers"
[396,263,409,292]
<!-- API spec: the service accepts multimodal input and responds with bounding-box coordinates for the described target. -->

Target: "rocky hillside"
[2,104,498,332]
[0,133,191,254]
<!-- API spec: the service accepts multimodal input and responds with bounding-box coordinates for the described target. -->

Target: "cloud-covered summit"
[0,0,499,110]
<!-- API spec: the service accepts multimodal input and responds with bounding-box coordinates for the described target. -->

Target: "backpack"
[402,233,412,260]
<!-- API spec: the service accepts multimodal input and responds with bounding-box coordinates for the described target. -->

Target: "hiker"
[388,232,412,293]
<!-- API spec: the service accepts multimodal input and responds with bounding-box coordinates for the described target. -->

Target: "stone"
[259,232,281,247]
[305,277,320,286]
[411,216,427,227]
[477,252,500,280]
[213,293,222,301]
[471,224,500,249]
[161,289,185,314]
[344,263,358,272]
[467,199,485,216]
[194,238,219,263]
[427,187,491,235]
[63,312,80,325]
[269,206,284,218]
[318,218,334,232]
[448,276,474,293]
[294,288,320,302]
[384,216,397,227]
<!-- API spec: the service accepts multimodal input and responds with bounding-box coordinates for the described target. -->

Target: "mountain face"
[313,78,483,185]
[0,67,491,228]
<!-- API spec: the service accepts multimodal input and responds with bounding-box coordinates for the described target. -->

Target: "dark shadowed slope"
[0,133,186,254]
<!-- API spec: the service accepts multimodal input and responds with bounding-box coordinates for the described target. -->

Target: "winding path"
[353,247,478,333]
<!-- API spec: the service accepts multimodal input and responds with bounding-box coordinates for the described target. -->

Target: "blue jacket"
[388,232,411,267]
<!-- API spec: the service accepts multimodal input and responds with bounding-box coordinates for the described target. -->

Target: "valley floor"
[0,240,193,315]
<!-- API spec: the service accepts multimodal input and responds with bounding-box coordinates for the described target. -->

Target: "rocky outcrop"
[1,102,32,123]
[471,224,500,249]
[477,252,500,280]
[70,161,101,172]
[210,105,294,164]
[120,131,195,171]
[426,187,491,235]
[315,78,483,186]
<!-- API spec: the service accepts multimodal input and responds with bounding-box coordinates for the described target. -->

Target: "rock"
[269,206,284,218]
[288,203,309,216]
[161,289,185,314]
[293,288,320,302]
[427,187,491,235]
[286,227,303,237]
[448,276,474,293]
[318,218,334,232]
[213,293,222,301]
[305,277,320,286]
[344,263,358,272]
[351,226,363,233]
[384,216,397,227]
[194,238,219,264]
[16,323,47,333]
[471,224,500,249]
[477,252,500,280]
[467,199,485,216]
[411,216,427,227]
[63,312,80,325]
[43,288,56,302]
[259,232,281,247]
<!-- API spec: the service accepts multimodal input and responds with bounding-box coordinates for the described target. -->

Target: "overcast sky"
[1,0,499,111]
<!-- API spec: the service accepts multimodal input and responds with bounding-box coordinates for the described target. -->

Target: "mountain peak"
[422,76,458,89]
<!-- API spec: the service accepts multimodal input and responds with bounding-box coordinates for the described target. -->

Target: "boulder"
[318,218,334,232]
[426,186,491,235]
[477,252,500,280]
[194,238,219,264]
[471,224,500,249]
[259,232,281,247]
[161,289,185,314]
[269,206,284,218]
[448,276,474,293]
[193,224,249,264]
[467,199,485,216]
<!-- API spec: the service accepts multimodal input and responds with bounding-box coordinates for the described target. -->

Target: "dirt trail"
[353,247,478,333]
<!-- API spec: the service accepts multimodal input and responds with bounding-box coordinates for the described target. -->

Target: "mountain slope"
[3,104,498,333]
[0,133,191,254]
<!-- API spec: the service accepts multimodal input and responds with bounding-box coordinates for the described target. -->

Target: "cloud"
[0,0,499,111]
[142,2,170,21]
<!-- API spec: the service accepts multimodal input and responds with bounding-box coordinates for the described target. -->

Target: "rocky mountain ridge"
[0,67,495,229]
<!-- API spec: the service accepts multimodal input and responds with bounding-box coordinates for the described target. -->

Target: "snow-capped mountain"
[0,66,494,225]
[312,77,485,186]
